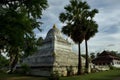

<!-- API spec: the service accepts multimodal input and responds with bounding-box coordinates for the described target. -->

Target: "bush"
[109,65,120,70]
[0,54,9,69]
[91,68,99,73]
[67,66,74,76]
[49,71,60,80]
[21,63,30,74]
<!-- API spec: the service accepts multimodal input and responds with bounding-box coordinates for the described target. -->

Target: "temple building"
[92,51,120,70]
[17,24,85,76]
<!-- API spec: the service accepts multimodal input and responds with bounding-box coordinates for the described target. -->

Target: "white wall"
[112,60,120,68]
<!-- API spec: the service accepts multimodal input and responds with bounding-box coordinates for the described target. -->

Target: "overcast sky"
[34,0,120,54]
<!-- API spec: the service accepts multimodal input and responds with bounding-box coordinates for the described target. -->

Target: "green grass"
[0,72,48,80]
[61,70,120,80]
[0,70,120,80]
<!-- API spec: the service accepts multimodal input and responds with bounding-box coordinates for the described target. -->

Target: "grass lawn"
[61,70,120,80]
[0,70,120,80]
[0,72,48,80]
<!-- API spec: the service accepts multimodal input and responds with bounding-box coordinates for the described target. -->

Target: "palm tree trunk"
[85,39,89,73]
[77,42,82,75]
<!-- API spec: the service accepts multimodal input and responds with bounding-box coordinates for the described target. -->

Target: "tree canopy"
[59,0,98,74]
[0,0,48,72]
[59,0,91,75]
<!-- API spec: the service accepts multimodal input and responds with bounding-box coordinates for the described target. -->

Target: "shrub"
[109,65,120,70]
[21,63,30,74]
[91,68,99,73]
[67,66,74,76]
[49,71,60,80]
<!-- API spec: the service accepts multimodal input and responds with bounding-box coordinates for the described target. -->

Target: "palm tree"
[85,20,98,73]
[84,9,98,73]
[59,0,90,75]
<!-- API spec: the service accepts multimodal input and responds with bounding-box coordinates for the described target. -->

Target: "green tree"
[36,37,43,46]
[0,0,48,73]
[0,0,48,19]
[84,10,98,73]
[21,37,43,59]
[59,0,90,75]
[0,54,9,69]
[90,52,95,60]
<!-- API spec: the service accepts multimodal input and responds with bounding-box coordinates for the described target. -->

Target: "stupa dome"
[45,24,62,40]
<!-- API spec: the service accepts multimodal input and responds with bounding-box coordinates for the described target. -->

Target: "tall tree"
[59,0,90,75]
[0,0,48,73]
[84,9,98,73]
[90,52,96,60]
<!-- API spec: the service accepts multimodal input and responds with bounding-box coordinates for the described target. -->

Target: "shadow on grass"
[0,72,48,80]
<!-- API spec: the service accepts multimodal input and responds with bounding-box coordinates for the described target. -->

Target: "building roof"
[92,51,120,63]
